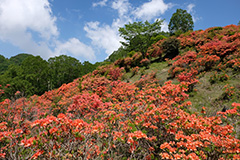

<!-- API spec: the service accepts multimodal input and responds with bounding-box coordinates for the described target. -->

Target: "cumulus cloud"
[54,38,96,61]
[133,0,173,21]
[86,0,173,57]
[84,21,123,55]
[0,0,96,61]
[186,3,200,23]
[0,0,58,41]
[187,3,195,13]
[112,0,131,17]
[93,0,108,7]
[84,0,131,56]
[86,0,172,56]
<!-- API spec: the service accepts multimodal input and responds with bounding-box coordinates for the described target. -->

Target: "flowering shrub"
[140,58,151,68]
[146,40,164,58]
[0,25,240,159]
[209,72,230,84]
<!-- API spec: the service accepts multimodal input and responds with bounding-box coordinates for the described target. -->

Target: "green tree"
[0,55,9,75]
[0,54,33,75]
[119,19,164,56]
[9,53,33,66]
[82,61,98,75]
[0,64,34,100]
[21,56,50,95]
[106,46,128,62]
[238,21,240,25]
[168,9,194,35]
[48,55,84,89]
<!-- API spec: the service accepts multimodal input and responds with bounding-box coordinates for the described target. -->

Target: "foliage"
[0,55,9,75]
[106,46,128,62]
[168,9,194,35]
[140,58,150,68]
[9,53,34,66]
[209,71,229,84]
[0,53,33,75]
[0,54,98,101]
[22,56,50,95]
[119,19,164,56]
[162,37,180,59]
[48,55,83,89]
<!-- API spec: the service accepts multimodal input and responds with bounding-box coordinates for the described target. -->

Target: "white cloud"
[112,0,131,17]
[84,21,123,55]
[0,0,58,58]
[133,0,172,21]
[187,4,195,13]
[0,0,58,40]
[161,21,169,32]
[86,0,173,57]
[93,0,108,7]
[186,3,200,23]
[0,0,96,61]
[84,0,131,56]
[54,38,96,61]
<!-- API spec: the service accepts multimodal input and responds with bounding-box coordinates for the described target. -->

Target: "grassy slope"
[123,54,240,117]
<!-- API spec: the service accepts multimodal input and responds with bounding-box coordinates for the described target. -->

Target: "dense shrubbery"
[0,25,240,159]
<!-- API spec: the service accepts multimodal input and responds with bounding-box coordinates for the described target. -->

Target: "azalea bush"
[0,25,240,159]
[1,68,240,159]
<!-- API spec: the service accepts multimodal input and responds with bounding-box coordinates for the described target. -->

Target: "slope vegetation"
[0,25,240,159]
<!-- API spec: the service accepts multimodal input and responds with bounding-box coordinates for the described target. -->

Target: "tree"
[119,19,164,56]
[168,9,194,35]
[0,55,9,75]
[48,55,82,89]
[238,21,240,25]
[106,46,128,62]
[21,56,50,95]
[9,53,33,66]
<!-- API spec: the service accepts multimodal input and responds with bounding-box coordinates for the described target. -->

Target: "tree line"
[0,54,99,101]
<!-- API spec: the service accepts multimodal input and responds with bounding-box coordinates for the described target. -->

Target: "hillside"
[0,25,240,159]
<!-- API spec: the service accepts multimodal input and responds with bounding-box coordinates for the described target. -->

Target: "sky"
[0,0,239,63]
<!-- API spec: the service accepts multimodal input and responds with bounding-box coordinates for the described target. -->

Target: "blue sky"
[0,0,239,63]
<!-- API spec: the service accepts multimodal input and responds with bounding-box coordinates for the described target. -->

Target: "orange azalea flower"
[0,153,6,158]
[49,127,58,134]
[31,150,44,159]
[134,130,147,139]
[0,122,7,131]
[127,137,134,144]
[14,129,23,134]
[161,153,170,159]
[20,137,37,147]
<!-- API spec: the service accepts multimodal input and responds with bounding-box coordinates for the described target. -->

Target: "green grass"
[188,69,240,116]
[123,61,171,84]
[122,60,240,117]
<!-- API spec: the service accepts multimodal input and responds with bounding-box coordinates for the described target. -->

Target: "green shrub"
[162,37,180,59]
[209,72,229,84]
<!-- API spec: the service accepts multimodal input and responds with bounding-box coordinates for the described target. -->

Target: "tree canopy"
[168,9,194,35]
[119,19,165,56]
[0,54,99,101]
